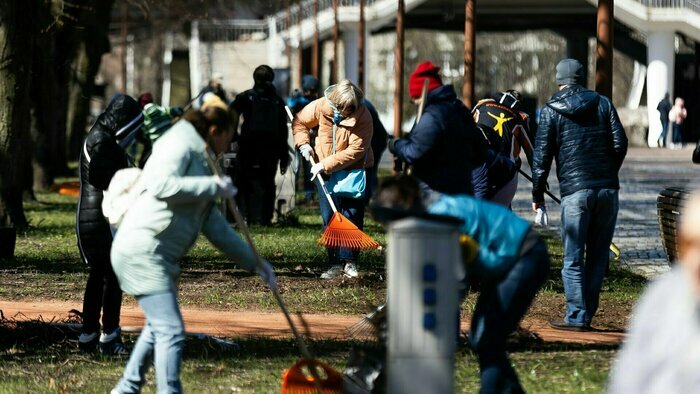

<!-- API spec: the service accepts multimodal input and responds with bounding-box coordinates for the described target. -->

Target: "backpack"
[242,90,282,143]
[472,100,522,156]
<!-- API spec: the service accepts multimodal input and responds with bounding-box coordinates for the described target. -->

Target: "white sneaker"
[321,265,344,279]
[343,262,359,278]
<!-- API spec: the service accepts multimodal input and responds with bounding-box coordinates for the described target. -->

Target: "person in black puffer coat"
[76,94,143,355]
[388,61,486,196]
[532,59,627,332]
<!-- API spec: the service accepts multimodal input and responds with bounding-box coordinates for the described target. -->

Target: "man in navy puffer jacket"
[388,61,486,196]
[532,58,627,331]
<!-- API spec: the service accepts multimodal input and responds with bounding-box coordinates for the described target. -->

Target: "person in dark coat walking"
[532,59,628,331]
[76,94,143,355]
[230,65,290,225]
[388,61,485,196]
[657,93,672,148]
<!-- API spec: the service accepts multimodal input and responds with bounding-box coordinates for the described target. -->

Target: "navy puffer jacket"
[392,85,485,195]
[532,85,627,201]
[76,95,143,264]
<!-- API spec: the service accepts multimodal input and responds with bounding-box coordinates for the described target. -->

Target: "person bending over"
[375,175,550,394]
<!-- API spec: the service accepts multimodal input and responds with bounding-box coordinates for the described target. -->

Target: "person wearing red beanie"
[387,61,486,196]
[408,61,443,99]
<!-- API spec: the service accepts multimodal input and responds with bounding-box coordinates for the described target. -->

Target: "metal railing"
[274,0,380,32]
[635,0,700,13]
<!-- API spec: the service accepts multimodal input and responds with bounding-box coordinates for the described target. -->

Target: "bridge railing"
[635,0,700,14]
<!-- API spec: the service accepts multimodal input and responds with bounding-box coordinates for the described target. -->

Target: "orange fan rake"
[281,359,344,394]
[311,158,381,251]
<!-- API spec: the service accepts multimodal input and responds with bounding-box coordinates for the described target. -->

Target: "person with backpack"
[230,65,290,225]
[472,90,535,207]
[387,61,486,196]
[76,94,143,356]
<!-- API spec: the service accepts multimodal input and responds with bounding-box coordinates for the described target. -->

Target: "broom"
[204,151,343,394]
[285,105,380,251]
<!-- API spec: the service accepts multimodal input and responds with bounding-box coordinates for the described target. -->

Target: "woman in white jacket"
[110,107,275,394]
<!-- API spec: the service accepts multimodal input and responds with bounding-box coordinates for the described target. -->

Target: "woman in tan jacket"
[293,80,374,279]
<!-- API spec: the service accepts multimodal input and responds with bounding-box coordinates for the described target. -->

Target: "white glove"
[256,260,277,290]
[215,176,237,198]
[310,162,324,181]
[534,207,549,227]
[299,144,313,161]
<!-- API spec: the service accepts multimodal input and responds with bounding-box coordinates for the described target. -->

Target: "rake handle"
[204,150,315,363]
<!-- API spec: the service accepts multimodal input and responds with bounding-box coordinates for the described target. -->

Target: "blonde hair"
[327,79,364,112]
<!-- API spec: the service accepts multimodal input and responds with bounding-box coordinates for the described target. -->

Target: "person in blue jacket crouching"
[375,175,550,394]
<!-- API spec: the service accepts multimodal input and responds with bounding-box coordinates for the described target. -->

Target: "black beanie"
[253,65,275,83]
[555,58,584,85]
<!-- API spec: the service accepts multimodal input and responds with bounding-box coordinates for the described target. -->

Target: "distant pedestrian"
[363,98,388,201]
[532,58,627,331]
[609,192,700,393]
[288,75,321,203]
[669,97,687,149]
[657,93,672,148]
[76,94,143,356]
[197,72,228,108]
[230,65,290,225]
[388,61,486,196]
[292,79,373,279]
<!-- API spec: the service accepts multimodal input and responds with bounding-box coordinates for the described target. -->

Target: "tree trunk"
[65,0,114,161]
[0,1,37,229]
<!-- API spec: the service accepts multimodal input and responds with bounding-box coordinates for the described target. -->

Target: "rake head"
[281,359,344,394]
[318,212,381,251]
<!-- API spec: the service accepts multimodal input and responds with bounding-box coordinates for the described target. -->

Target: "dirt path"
[0,300,624,345]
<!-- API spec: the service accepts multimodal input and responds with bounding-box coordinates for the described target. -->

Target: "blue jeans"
[469,236,549,394]
[659,120,668,147]
[672,123,683,144]
[318,180,366,264]
[116,292,186,394]
[560,189,619,326]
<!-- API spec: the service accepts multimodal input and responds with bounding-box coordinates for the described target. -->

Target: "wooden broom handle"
[204,150,315,363]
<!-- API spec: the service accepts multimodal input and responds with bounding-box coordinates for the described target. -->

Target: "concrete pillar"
[189,21,201,100]
[161,31,174,107]
[344,24,359,84]
[646,31,675,147]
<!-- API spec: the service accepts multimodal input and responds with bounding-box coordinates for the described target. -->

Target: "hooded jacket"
[532,85,627,201]
[76,95,143,263]
[392,84,485,195]
[292,85,374,173]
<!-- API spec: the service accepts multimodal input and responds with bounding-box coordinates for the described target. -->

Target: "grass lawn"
[0,190,647,392]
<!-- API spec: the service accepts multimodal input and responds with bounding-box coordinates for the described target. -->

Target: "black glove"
[387,135,397,155]
[170,107,184,117]
[393,157,404,173]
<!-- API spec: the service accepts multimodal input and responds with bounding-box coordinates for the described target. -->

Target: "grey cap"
[555,58,584,85]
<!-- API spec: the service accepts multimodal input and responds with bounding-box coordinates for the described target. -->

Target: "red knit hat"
[408,61,442,98]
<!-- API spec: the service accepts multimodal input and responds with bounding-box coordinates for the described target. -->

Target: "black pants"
[469,236,550,394]
[79,246,122,335]
[237,160,278,225]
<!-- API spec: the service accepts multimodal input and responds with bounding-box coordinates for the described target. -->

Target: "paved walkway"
[513,147,699,278]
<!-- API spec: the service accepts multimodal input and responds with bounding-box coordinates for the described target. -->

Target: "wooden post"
[120,2,127,94]
[332,0,339,83]
[358,0,365,91]
[463,0,476,108]
[393,0,405,139]
[312,0,320,78]
[595,0,613,98]
[296,0,303,86]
